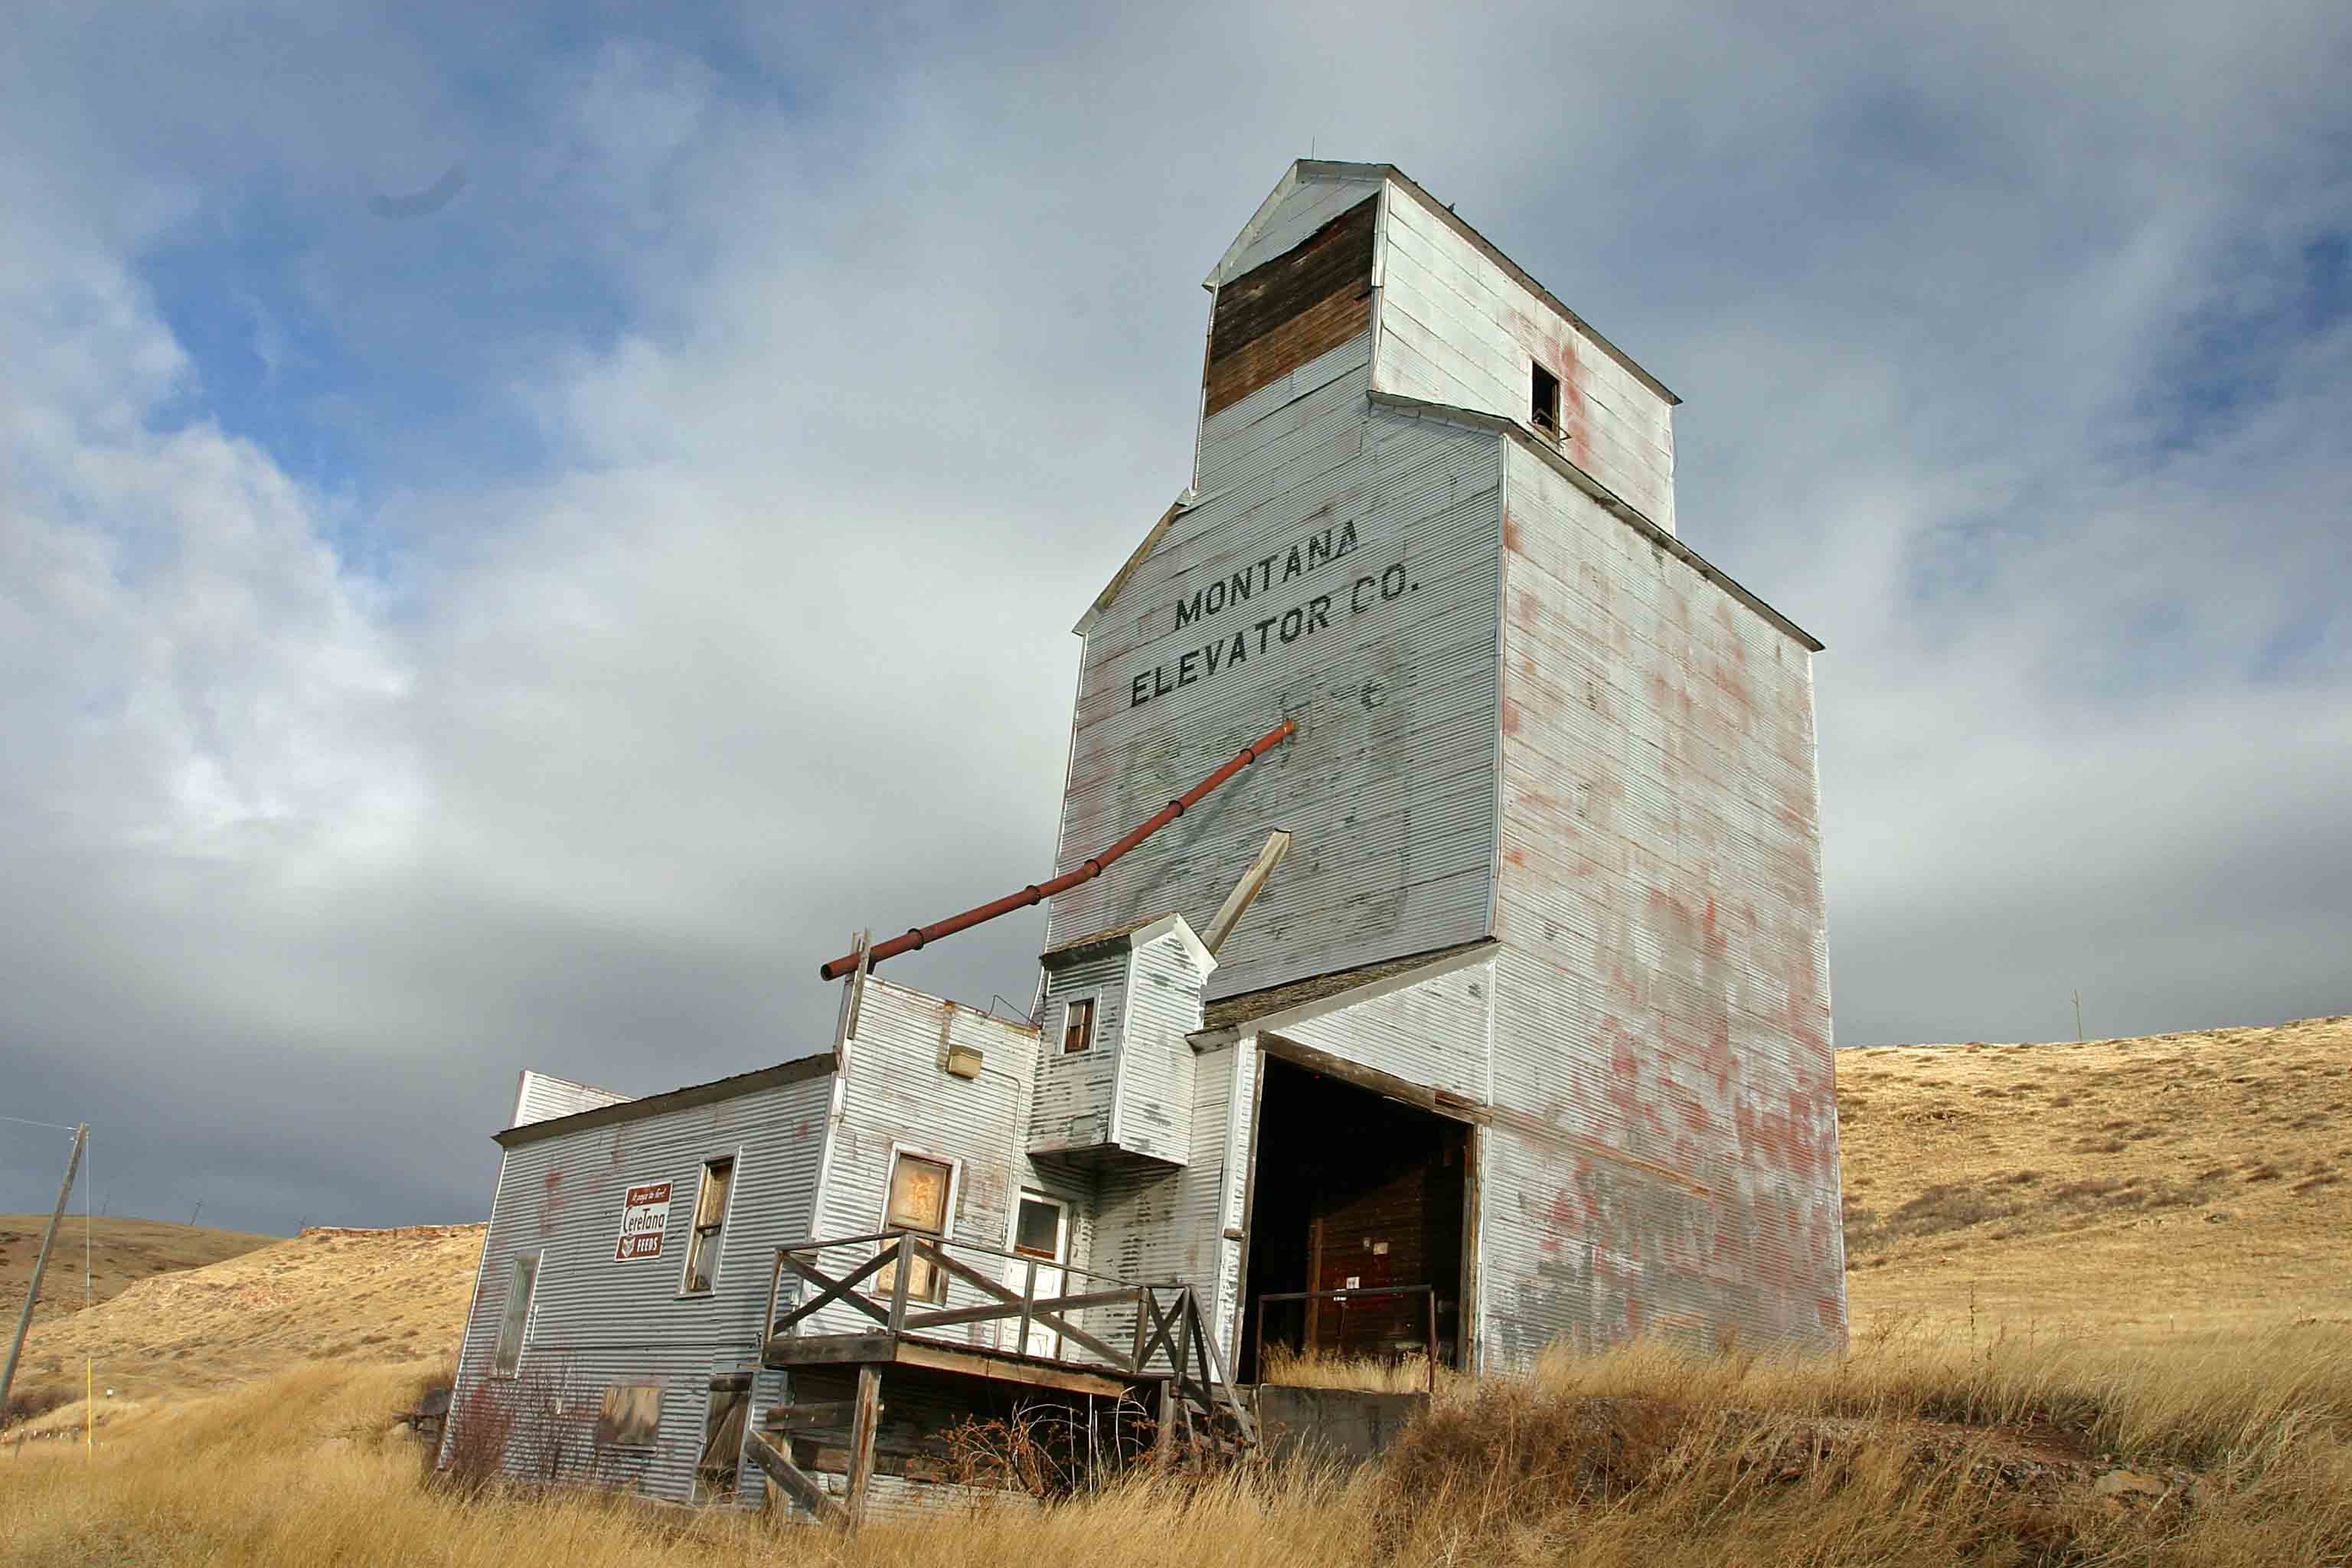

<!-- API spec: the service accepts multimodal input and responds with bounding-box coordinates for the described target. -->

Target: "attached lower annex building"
[442,158,1844,1518]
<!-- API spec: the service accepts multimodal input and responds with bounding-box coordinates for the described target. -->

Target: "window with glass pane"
[492,1253,539,1377]
[1062,997,1094,1054]
[1014,1196,1062,1259]
[681,1156,733,1295]
[877,1153,952,1303]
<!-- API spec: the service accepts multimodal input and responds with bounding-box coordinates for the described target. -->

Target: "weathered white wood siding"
[796,981,1045,1353]
[1109,929,1210,1165]
[1031,954,1126,1155]
[1207,167,1387,288]
[1052,374,1505,1004]
[1478,439,1841,1359]
[1374,181,1678,534]
[510,1070,631,1128]
[445,1062,834,1506]
[1268,953,1497,1104]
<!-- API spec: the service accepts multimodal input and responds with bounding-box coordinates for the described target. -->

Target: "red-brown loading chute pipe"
[818,718,1295,981]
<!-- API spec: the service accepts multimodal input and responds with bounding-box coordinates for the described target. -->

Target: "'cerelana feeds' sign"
[614,1181,672,1260]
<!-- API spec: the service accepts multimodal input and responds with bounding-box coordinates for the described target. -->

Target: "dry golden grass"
[1839,1013,2352,1343]
[6,1328,2350,1567]
[1259,1344,1455,1394]
[0,1216,276,1338]
[5,1224,482,1422]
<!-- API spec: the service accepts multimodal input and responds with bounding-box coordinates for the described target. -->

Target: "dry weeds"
[6,1328,2350,1567]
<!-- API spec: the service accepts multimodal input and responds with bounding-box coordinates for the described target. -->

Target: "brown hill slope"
[1838,1014,2352,1344]
[0,1215,276,1335]
[8,1224,483,1405]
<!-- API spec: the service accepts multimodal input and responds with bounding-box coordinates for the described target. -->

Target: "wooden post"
[843,1364,883,1532]
[1015,1258,1036,1357]
[887,1233,913,1337]
[1155,1374,1179,1465]
[1426,1289,1439,1396]
[2,1124,85,1417]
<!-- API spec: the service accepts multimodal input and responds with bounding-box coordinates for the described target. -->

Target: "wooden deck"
[761,1328,1138,1399]
[756,1229,1256,1531]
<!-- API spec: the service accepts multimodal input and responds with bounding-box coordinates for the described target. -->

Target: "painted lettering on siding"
[1132,522,1416,709]
[614,1181,672,1260]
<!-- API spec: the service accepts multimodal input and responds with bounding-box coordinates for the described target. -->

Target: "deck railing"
[763,1229,1253,1446]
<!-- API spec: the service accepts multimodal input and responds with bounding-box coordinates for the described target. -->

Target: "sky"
[4,1,2347,1235]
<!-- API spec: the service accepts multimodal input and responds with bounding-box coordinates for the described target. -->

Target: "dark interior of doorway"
[1240,1054,1468,1383]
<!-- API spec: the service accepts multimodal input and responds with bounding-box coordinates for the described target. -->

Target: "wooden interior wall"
[1202,195,1377,417]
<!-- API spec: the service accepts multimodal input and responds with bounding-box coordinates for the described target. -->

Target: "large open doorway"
[1240,1050,1472,1383]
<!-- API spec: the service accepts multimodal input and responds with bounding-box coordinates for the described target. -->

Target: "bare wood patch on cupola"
[1202,196,1377,417]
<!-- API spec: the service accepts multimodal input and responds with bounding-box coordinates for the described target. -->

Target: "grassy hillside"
[6,1225,482,1410]
[1838,1014,2352,1343]
[0,1216,276,1336]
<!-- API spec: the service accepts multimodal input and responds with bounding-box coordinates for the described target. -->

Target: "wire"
[0,1113,80,1132]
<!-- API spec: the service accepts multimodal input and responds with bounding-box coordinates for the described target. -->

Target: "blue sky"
[4,0,2347,1233]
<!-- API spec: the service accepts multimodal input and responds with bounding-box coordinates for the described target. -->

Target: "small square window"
[1530,363,1561,433]
[1014,1195,1063,1259]
[1062,998,1095,1055]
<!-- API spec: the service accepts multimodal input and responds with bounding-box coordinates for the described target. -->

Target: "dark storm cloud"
[3,0,2347,1231]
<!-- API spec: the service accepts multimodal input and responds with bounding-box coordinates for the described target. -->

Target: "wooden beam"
[765,1400,855,1432]
[890,1339,1134,1399]
[843,1365,883,1533]
[763,1332,898,1367]
[745,1429,844,1527]
[1202,831,1292,956]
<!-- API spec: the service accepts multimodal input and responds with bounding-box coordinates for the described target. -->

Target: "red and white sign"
[614,1182,673,1261]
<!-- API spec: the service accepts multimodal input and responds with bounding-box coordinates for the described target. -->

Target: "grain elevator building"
[443,159,1842,1521]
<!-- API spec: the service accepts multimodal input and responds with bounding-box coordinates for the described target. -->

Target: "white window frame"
[1008,1189,1069,1262]
[490,1250,544,1379]
[678,1148,742,1298]
[877,1145,962,1306]
[1057,991,1100,1056]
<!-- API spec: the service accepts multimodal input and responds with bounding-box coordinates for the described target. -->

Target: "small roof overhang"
[1042,912,1216,975]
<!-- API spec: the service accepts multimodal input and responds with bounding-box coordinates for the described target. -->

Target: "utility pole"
[2073,991,2082,1043]
[2,1123,87,1416]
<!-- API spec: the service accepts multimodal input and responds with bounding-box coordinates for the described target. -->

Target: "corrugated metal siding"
[1373,181,1677,534]
[1033,956,1125,1155]
[796,981,1046,1354]
[1051,394,1505,1007]
[1480,439,1841,1362]
[1268,954,1496,1104]
[511,1070,632,1129]
[1109,932,1207,1165]
[446,1066,834,1505]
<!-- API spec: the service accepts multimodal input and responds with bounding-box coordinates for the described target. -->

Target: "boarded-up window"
[681,1156,733,1295]
[1062,997,1095,1054]
[490,1253,539,1377]
[876,1152,952,1305]
[597,1380,662,1449]
[1202,196,1378,418]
